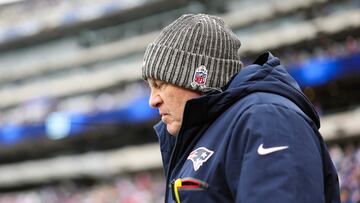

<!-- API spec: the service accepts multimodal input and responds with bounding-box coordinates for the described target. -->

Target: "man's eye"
[156,82,165,88]
[153,82,159,88]
[148,80,158,88]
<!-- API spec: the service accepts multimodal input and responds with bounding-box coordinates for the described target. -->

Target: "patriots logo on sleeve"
[187,147,214,171]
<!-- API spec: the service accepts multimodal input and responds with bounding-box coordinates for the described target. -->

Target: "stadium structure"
[0,0,359,202]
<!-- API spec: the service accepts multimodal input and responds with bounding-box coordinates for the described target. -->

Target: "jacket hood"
[186,52,320,129]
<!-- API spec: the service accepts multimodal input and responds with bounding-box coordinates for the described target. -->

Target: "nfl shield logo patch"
[187,147,214,171]
[191,65,208,89]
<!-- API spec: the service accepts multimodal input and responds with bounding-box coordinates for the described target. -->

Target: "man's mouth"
[160,111,168,117]
[161,114,170,123]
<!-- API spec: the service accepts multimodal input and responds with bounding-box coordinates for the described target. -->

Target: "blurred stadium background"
[0,0,359,202]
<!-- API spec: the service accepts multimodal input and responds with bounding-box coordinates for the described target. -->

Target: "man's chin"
[166,124,179,136]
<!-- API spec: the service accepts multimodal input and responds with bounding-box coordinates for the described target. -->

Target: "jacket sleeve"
[225,104,326,203]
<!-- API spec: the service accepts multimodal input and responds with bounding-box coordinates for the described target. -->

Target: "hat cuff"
[142,43,242,92]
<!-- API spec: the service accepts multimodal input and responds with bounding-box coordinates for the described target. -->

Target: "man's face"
[148,79,201,136]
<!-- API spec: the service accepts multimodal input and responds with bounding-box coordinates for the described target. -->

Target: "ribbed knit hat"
[142,14,243,92]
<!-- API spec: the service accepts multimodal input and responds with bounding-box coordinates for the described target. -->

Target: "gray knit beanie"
[142,14,243,92]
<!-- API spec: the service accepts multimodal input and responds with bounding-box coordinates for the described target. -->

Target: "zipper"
[164,124,212,202]
[164,128,184,202]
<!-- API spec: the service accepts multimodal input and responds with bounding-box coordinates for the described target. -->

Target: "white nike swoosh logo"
[257,144,289,155]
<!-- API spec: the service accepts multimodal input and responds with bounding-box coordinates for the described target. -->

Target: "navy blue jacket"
[154,52,340,203]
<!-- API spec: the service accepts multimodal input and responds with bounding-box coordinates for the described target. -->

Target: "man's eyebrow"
[147,80,160,88]
[156,80,165,85]
[147,79,166,88]
[147,79,155,86]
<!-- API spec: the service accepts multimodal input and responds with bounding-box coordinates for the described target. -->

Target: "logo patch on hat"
[191,65,207,89]
[187,147,214,171]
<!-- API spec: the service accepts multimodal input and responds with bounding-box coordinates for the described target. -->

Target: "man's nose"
[149,92,162,108]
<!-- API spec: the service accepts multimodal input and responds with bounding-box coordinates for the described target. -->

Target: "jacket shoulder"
[230,92,310,122]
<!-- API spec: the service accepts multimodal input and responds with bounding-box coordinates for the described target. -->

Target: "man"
[142,14,340,203]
